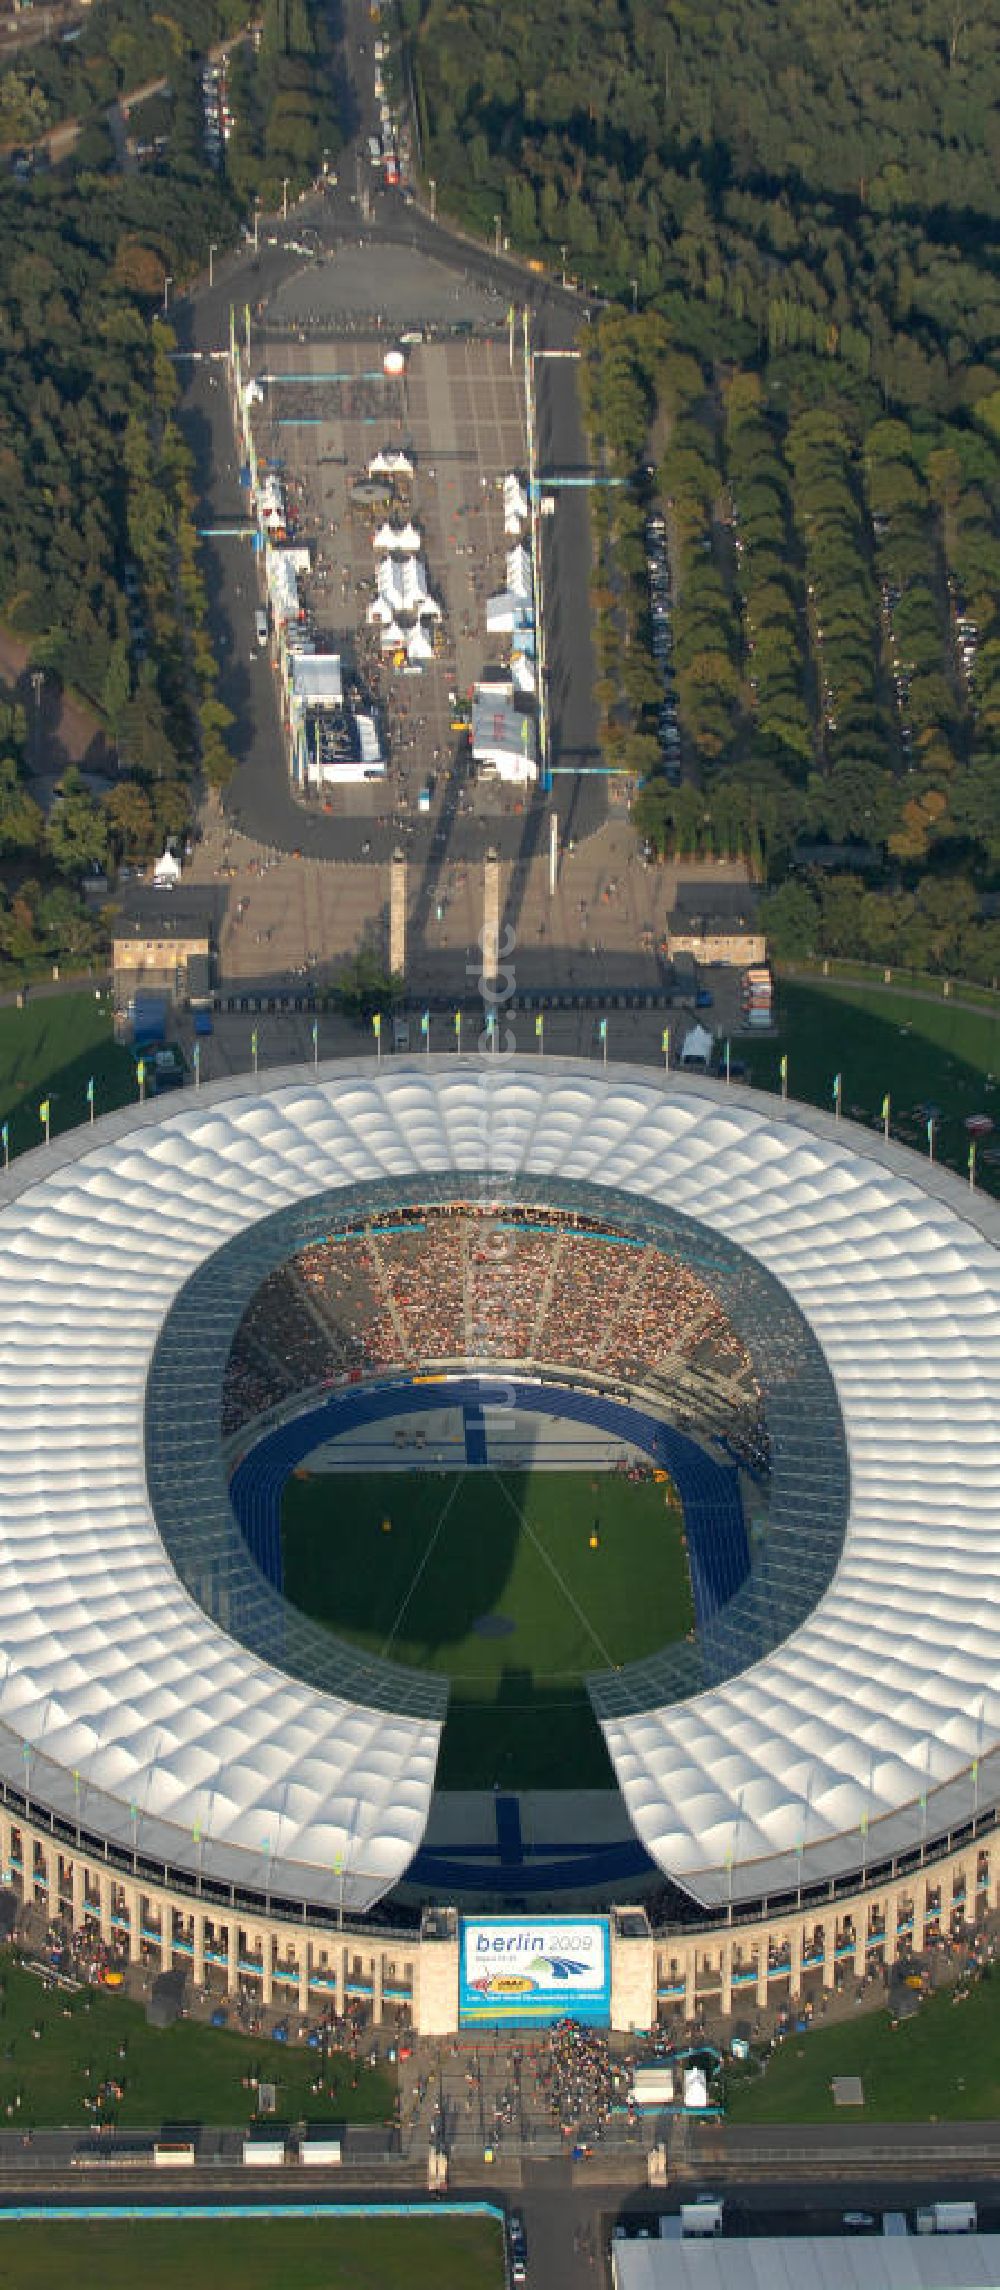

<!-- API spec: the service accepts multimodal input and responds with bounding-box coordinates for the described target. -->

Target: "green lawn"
[0,1955,394,2131]
[0,990,137,1155]
[282,1468,692,1789]
[725,1972,1000,2123]
[0,2217,504,2290]
[746,978,1000,1190]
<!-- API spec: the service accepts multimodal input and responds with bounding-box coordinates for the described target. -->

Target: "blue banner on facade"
[458,1916,611,2026]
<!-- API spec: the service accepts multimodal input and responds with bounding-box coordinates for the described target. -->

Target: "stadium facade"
[0,1056,998,2033]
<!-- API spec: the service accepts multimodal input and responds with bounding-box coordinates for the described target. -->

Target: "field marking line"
[379,1476,466,1658]
[491,1474,618,1669]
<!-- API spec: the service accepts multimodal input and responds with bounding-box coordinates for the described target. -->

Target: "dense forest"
[410,0,1000,977]
[0,0,340,973]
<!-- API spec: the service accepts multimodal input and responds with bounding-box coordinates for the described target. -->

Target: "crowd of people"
[532,2019,616,2138]
[222,1209,766,1454]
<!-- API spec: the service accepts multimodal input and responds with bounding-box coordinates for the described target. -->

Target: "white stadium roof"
[0,1057,998,1915]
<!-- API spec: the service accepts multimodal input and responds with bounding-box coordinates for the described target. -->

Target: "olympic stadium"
[0,1056,999,2034]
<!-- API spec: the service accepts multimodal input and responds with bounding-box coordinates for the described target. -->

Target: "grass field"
[725,1972,1000,2123]
[747,978,1000,1189]
[0,2216,504,2290]
[0,1955,394,2131]
[282,1468,692,1789]
[0,991,136,1154]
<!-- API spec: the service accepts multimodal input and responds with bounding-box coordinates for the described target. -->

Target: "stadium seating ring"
[0,1056,997,1917]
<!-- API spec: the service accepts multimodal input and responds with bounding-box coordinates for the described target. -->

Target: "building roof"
[471,687,536,763]
[671,882,758,923]
[612,2241,1000,2290]
[289,653,343,709]
[0,1061,996,1912]
[113,886,220,942]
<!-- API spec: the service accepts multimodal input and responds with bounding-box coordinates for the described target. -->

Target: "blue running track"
[229,1375,749,1641]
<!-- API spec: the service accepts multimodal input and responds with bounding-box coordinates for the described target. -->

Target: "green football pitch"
[281,1469,693,1788]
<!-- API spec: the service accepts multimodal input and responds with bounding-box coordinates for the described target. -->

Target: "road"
[3,2160,1000,2290]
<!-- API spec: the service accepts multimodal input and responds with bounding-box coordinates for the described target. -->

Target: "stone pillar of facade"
[226,1923,239,1996]
[788,1927,802,2001]
[125,1885,142,1966]
[853,1917,866,1979]
[372,1952,384,2026]
[822,1917,837,1987]
[299,1941,310,2015]
[389,848,407,980]
[755,1944,768,2008]
[610,1929,657,2034]
[71,1857,86,1930]
[883,1892,900,1968]
[683,1951,697,2021]
[413,1933,459,2038]
[160,1908,172,1973]
[911,1887,926,1953]
[482,847,501,988]
[719,1941,733,2018]
[98,1870,114,1946]
[260,1934,273,2006]
[193,1912,205,1989]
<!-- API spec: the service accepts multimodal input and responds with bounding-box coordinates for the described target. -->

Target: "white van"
[255,608,268,649]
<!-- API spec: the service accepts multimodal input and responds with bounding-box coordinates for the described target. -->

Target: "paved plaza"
[189,792,751,1003]
[246,329,529,835]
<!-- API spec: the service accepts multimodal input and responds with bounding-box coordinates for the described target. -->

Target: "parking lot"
[646,510,680,784]
[244,329,531,837]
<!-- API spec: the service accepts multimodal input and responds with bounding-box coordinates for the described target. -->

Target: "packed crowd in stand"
[222,1209,767,1462]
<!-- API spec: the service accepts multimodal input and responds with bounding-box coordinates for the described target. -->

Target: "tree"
[0,756,43,859]
[758,878,820,956]
[45,768,109,880]
[330,952,404,1023]
[105,780,154,861]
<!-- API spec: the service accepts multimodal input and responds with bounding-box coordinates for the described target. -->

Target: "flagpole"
[373,1012,382,1063]
[312,1018,319,1070]
[969,1140,977,1191]
[251,1028,258,1077]
[882,1092,890,1141]
[193,1041,201,1090]
[422,1011,430,1055]
[927,1116,935,1164]
[662,1025,670,1071]
[2,1122,8,1171]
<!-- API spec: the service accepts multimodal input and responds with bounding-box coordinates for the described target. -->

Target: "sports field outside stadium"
[0,2216,504,2290]
[282,1468,692,1789]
